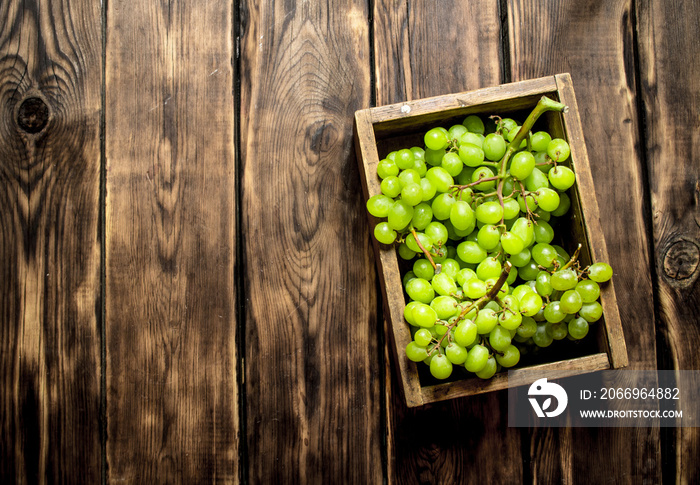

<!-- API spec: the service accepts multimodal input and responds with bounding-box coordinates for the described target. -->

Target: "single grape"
[411,202,433,230]
[432,272,458,296]
[420,178,437,201]
[411,146,425,161]
[431,193,456,220]
[377,158,399,179]
[414,328,433,347]
[425,127,449,151]
[548,166,576,191]
[579,301,603,322]
[535,188,560,212]
[533,323,554,347]
[374,222,397,244]
[510,151,536,180]
[533,220,555,244]
[366,194,394,218]
[473,308,497,334]
[519,292,543,317]
[426,166,454,193]
[405,341,429,362]
[457,240,488,264]
[465,344,489,372]
[445,342,469,365]
[475,201,504,225]
[476,257,502,281]
[404,301,421,325]
[475,355,498,379]
[429,353,453,379]
[398,168,420,186]
[464,278,488,299]
[463,115,485,134]
[440,259,461,280]
[516,316,538,339]
[405,231,432,253]
[547,138,571,162]
[551,192,571,217]
[477,224,501,250]
[588,262,613,283]
[568,317,590,339]
[543,301,566,323]
[508,248,531,268]
[387,200,413,230]
[401,182,423,206]
[483,133,507,161]
[530,131,552,152]
[448,124,468,141]
[380,176,402,198]
[550,269,578,291]
[496,344,520,368]
[560,289,583,314]
[413,258,435,281]
[430,295,459,319]
[518,260,541,281]
[489,326,512,351]
[546,321,569,340]
[405,278,434,304]
[412,303,438,328]
[395,148,415,170]
[442,151,464,176]
[575,279,601,303]
[535,271,553,297]
[450,200,476,232]
[460,132,484,148]
[501,231,525,255]
[456,268,477,286]
[510,217,535,247]
[499,310,523,331]
[524,167,550,191]
[454,319,478,347]
[425,221,449,247]
[425,148,446,166]
[531,243,558,268]
[503,198,521,220]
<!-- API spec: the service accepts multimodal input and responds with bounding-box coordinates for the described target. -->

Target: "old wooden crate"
[354,73,628,408]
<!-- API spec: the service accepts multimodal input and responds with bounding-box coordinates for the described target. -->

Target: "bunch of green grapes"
[366,96,613,381]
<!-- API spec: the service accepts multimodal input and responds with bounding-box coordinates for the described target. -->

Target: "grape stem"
[410,227,441,274]
[561,243,582,271]
[427,261,512,356]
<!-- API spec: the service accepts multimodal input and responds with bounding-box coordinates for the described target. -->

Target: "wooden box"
[354,73,628,408]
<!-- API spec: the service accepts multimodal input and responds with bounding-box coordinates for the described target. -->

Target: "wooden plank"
[104,0,238,482]
[636,1,700,483]
[507,0,661,482]
[0,0,102,483]
[239,1,382,483]
[372,1,527,483]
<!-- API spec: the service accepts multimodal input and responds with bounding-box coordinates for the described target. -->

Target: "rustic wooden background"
[1,0,698,483]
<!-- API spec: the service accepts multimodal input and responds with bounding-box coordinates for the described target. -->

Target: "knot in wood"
[663,240,699,281]
[17,97,49,134]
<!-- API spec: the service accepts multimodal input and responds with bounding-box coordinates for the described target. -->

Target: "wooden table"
[1,0,698,483]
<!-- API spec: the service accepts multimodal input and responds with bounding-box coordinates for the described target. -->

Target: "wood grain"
[239,1,381,482]
[105,0,238,482]
[636,1,700,483]
[373,1,527,483]
[508,0,661,482]
[0,0,102,482]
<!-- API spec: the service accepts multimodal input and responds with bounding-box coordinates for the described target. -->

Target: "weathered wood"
[372,1,527,483]
[508,0,661,482]
[0,0,102,482]
[636,1,700,483]
[104,0,238,482]
[239,1,381,482]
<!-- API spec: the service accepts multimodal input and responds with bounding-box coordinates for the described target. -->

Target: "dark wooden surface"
[0,0,698,483]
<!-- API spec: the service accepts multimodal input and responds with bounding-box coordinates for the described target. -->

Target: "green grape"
[524,167,550,191]
[509,151,536,180]
[457,240,487,264]
[377,158,399,179]
[518,260,540,281]
[454,319,478,347]
[471,166,496,191]
[412,302,438,327]
[579,301,603,322]
[395,148,415,170]
[442,151,464,176]
[464,278,488,299]
[496,344,520,368]
[463,114,485,134]
[411,146,425,161]
[535,188,560,212]
[547,138,571,162]
[517,193,538,213]
[551,192,571,217]
[460,132,484,148]
[500,118,518,136]
[374,222,397,244]
[431,193,456,220]
[405,278,434,304]
[531,243,558,268]
[411,202,433,230]
[430,353,453,379]
[420,178,437,201]
[425,221,449,247]
[426,166,454,193]
[535,271,553,297]
[483,133,507,161]
[519,292,543,317]
[445,342,469,365]
[543,301,566,323]
[431,295,459,319]
[475,355,498,379]
[560,290,583,314]
[403,301,421,325]
[398,169,420,187]
[450,201,476,232]
[414,328,433,346]
[568,317,589,339]
[534,207,551,222]
[533,323,553,347]
[530,131,552,152]
[475,308,498,334]
[510,217,535,247]
[380,176,402,198]
[477,224,501,250]
[512,284,535,301]
[405,341,429,362]
[465,344,489,372]
[499,310,523,331]
[548,166,576,191]
[385,151,397,161]
[425,127,449,151]
[413,258,435,280]
[448,124,468,141]
[441,259,461,280]
[432,272,458,296]
[550,269,578,291]
[366,194,394,217]
[588,262,613,283]
[398,243,416,260]
[458,143,485,168]
[575,279,600,303]
[425,148,446,166]
[533,220,555,244]
[501,232,525,255]
[489,326,512,351]
[475,201,504,225]
[401,182,423,206]
[387,200,413,230]
[476,257,502,280]
[503,198,521,220]
[508,248,531,268]
[412,160,427,177]
[516,316,538,339]
[546,321,568,340]
[405,231,432,253]
[456,268,477,286]
[402,271,416,288]
[506,126,527,148]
